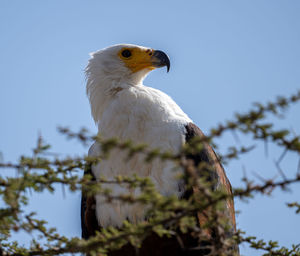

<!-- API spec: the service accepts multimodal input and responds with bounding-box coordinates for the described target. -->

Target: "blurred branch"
[0,90,300,255]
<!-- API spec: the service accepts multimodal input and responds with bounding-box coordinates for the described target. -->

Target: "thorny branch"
[0,91,300,255]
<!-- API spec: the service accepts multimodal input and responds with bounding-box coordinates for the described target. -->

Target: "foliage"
[1,91,300,255]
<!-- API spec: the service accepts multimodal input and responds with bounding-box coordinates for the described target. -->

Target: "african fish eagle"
[81,44,239,255]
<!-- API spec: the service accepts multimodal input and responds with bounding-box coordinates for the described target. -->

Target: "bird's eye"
[121,49,132,58]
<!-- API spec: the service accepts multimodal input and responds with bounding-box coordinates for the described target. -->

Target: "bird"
[81,44,239,255]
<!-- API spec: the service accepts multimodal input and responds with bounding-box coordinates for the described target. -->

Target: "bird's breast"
[92,89,190,226]
[91,87,190,227]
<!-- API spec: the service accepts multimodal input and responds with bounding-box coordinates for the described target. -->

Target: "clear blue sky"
[1,1,300,255]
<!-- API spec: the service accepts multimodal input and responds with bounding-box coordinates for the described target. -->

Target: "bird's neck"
[86,75,142,125]
[86,69,150,125]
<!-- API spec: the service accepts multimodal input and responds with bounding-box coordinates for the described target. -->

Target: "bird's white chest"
[90,87,191,227]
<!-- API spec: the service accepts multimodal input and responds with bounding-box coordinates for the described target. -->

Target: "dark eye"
[121,49,132,58]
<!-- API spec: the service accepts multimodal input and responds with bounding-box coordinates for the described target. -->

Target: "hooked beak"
[151,50,170,72]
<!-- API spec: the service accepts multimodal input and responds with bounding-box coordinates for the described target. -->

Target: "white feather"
[86,44,192,227]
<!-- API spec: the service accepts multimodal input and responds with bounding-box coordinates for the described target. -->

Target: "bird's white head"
[85,44,170,123]
[86,44,170,85]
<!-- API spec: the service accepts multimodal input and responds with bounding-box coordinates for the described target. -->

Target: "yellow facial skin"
[118,47,156,73]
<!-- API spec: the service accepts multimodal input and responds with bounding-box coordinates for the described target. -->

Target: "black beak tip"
[166,62,170,73]
[153,50,171,73]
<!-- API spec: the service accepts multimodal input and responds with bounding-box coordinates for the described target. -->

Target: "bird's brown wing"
[184,122,237,234]
[184,123,239,255]
[81,165,100,239]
